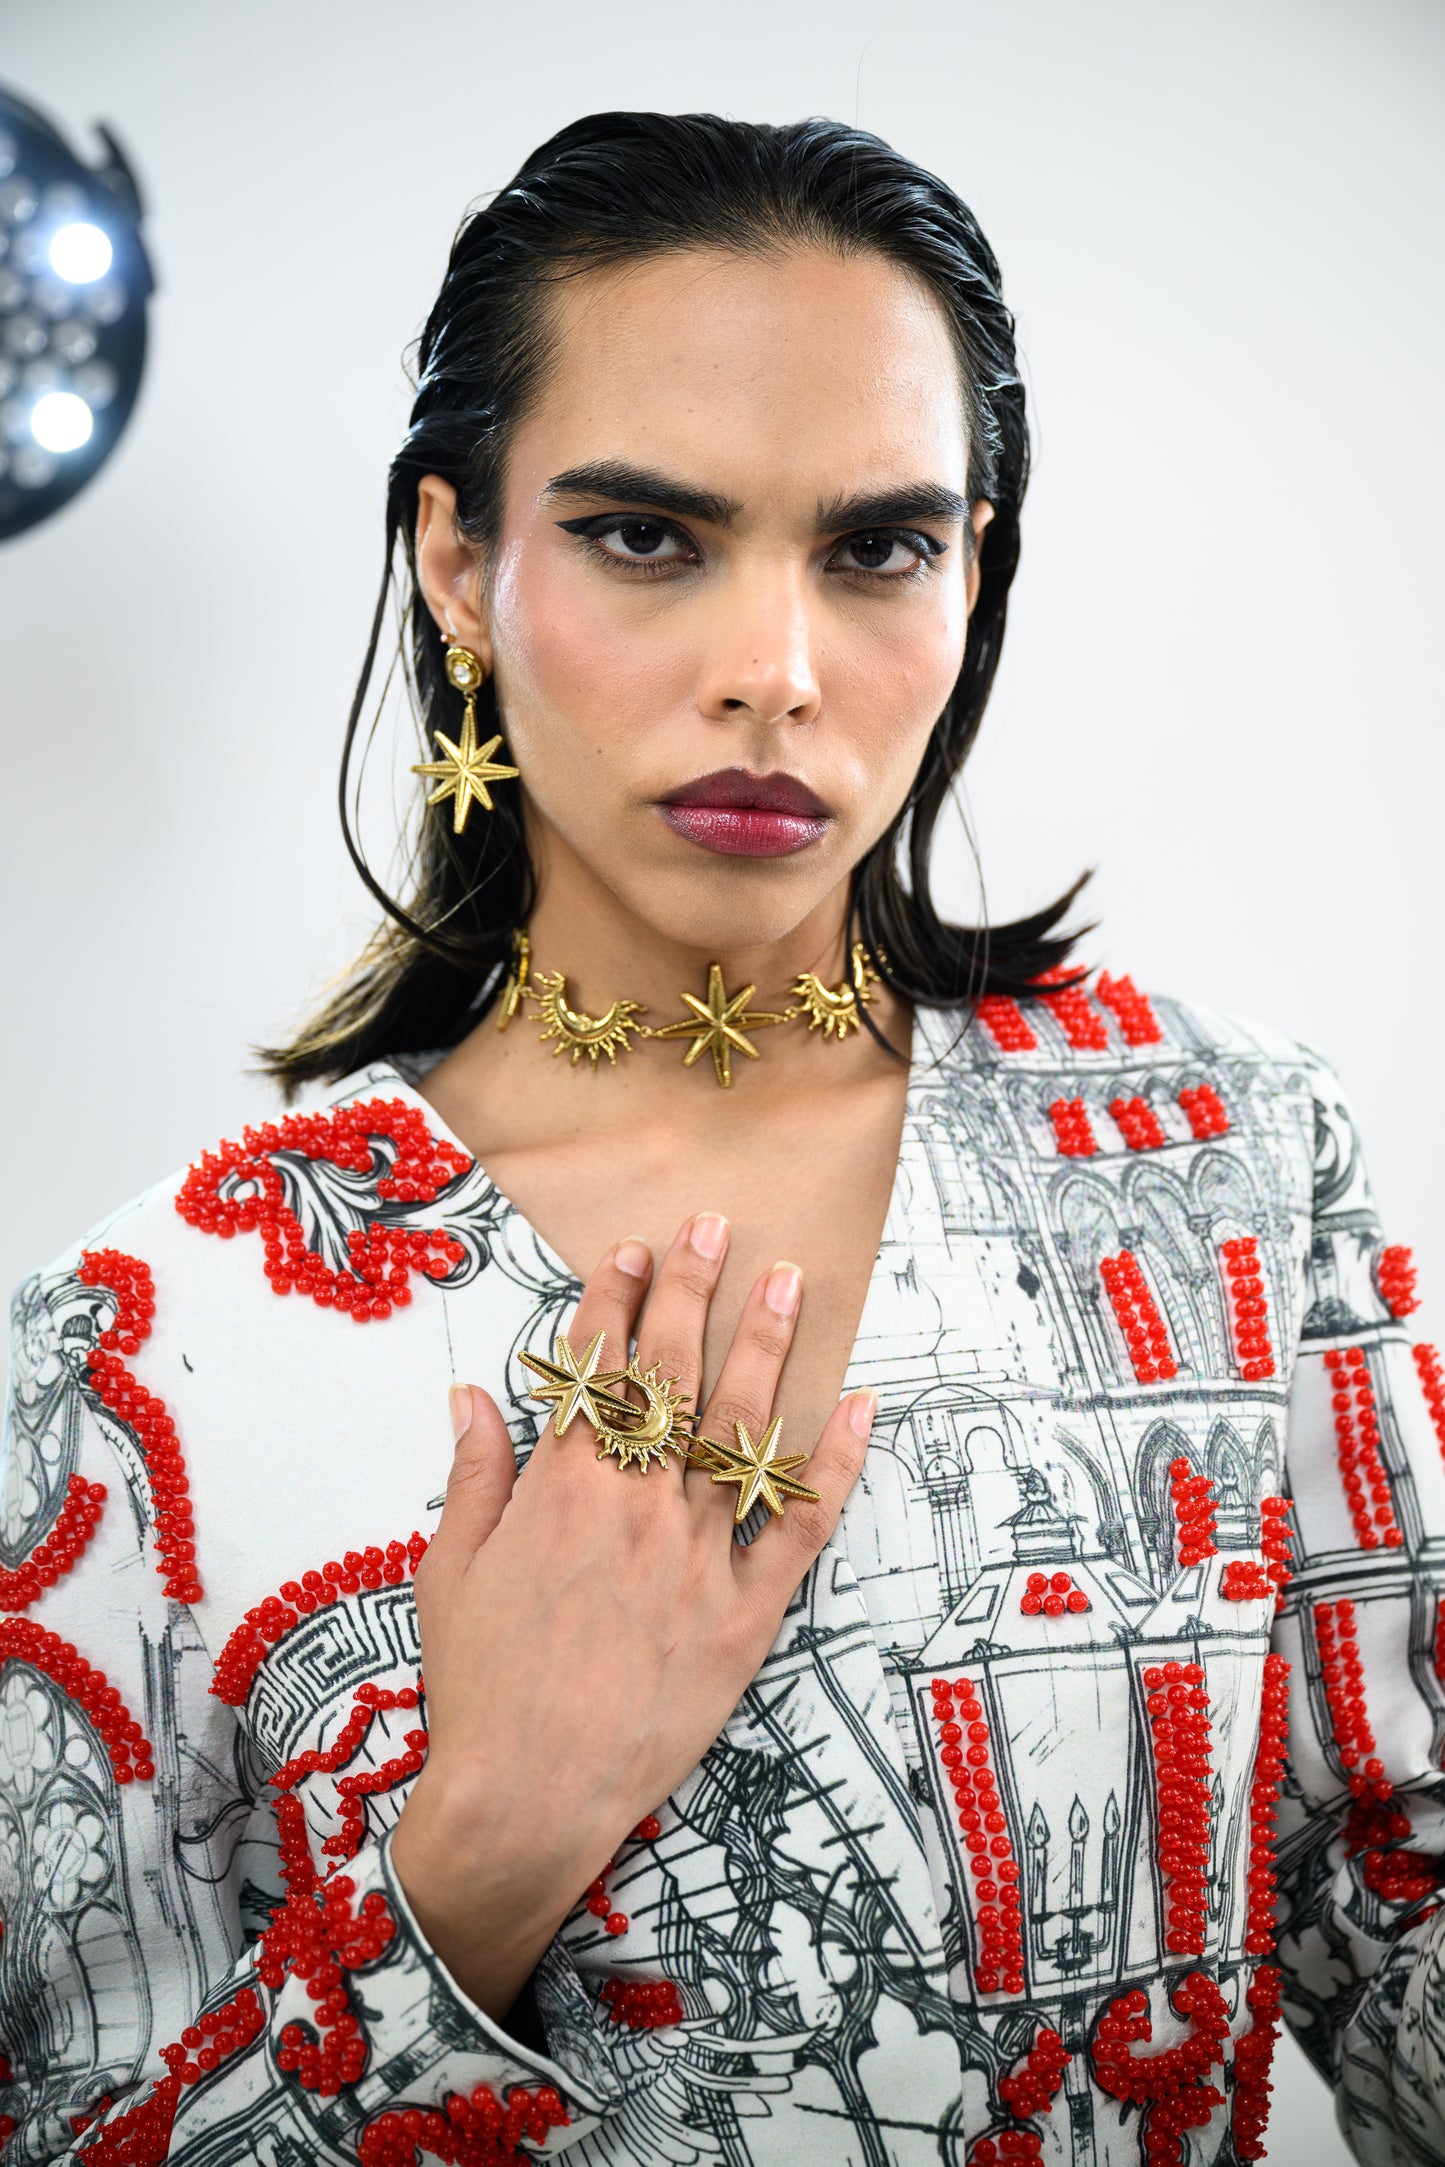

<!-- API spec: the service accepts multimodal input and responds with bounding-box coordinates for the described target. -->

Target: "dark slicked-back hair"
[262,111,1083,1094]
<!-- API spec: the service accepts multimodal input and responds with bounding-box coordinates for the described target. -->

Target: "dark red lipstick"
[656,768,832,858]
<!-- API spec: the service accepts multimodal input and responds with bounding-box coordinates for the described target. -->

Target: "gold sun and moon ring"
[518,1331,821,1521]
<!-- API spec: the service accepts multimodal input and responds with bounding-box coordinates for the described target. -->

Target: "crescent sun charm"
[531,969,648,1067]
[590,1359,695,1472]
[786,942,880,1041]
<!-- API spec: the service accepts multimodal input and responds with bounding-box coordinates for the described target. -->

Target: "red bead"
[976,995,1038,1053]
[1096,972,1163,1046]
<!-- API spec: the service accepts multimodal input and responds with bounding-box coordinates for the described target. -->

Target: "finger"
[418,1385,519,1583]
[632,1213,730,1422]
[731,1388,875,1605]
[689,1262,801,1516]
[538,1239,653,1422]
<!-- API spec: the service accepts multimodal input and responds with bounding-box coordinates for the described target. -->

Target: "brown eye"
[596,518,687,562]
[847,531,904,571]
[831,528,941,577]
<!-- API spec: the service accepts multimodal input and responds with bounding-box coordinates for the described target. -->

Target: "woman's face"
[418,244,990,957]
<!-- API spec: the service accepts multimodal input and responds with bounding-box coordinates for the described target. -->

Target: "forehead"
[513,245,970,508]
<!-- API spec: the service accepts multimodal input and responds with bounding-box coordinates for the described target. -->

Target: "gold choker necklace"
[496,932,880,1088]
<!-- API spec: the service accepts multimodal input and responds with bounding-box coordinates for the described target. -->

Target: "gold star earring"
[411,641,520,834]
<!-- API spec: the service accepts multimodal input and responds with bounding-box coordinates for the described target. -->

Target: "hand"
[389,1213,875,2023]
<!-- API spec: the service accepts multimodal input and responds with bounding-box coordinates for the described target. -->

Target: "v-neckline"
[365,1007,944,1343]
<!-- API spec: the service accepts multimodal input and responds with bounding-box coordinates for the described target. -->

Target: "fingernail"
[764,1263,802,1317]
[449,1383,472,1442]
[848,1389,877,1439]
[688,1213,729,1262]
[615,1239,651,1279]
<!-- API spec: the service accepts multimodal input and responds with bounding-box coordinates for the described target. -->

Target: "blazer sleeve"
[0,1266,622,2162]
[1272,1049,1445,2166]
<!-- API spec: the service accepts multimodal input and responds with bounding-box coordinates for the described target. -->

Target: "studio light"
[0,85,153,543]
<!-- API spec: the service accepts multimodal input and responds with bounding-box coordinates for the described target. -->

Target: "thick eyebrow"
[814,482,970,531]
[544,462,742,528]
[544,460,969,536]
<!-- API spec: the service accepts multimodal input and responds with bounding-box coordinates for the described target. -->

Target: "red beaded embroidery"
[1095,972,1162,1046]
[64,2080,179,2164]
[78,1249,202,1603]
[1221,1239,1277,1383]
[1413,1345,1445,1459]
[210,1536,429,1706]
[1178,1083,1229,1139]
[1142,1658,1213,1956]
[1048,1098,1097,1157]
[257,1807,395,2098]
[160,1988,266,2090]
[1220,1560,1273,1601]
[1315,1598,1378,1776]
[1170,1459,1218,1566]
[1100,1254,1178,1383]
[1324,1349,1403,1550]
[1109,1096,1167,1151]
[1091,1972,1229,2167]
[1377,1245,1420,1318]
[976,996,1038,1053]
[1244,1654,1290,1956]
[1019,1569,1089,1616]
[998,2025,1071,2117]
[582,1811,662,1941]
[1259,1495,1294,1604]
[968,2136,1045,2167]
[268,1677,427,1862]
[599,1976,684,2030]
[1317,1603,1439,1904]
[1033,968,1109,1052]
[0,1474,106,1611]
[174,1099,471,1322]
[48,1989,265,2161]
[929,1675,1024,1993]
[0,1617,153,1784]
[1231,1965,1282,2161]
[357,2084,569,2166]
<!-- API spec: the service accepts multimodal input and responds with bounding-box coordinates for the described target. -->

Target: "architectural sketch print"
[2,983,1445,2163]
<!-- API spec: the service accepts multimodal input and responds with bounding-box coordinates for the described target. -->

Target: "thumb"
[431,1384,518,1561]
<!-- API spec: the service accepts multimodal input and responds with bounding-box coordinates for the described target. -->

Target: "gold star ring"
[691,1417,820,1523]
[519,1341,694,1474]
[519,1331,622,1436]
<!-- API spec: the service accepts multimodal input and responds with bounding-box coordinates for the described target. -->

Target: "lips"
[656,769,832,860]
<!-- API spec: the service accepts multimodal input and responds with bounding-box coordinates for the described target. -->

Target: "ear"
[415,475,493,672]
[964,499,995,617]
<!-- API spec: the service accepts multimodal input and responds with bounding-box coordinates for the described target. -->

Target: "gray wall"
[3,5,1443,2157]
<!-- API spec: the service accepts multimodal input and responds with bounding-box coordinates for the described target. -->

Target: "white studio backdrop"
[2,4,1442,2159]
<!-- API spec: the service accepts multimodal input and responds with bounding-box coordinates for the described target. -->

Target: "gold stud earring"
[411,641,520,835]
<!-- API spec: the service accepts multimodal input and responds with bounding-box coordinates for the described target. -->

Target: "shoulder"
[915,968,1343,1098]
[5,1061,502,1623]
[909,968,1360,1226]
[15,1058,465,1299]
[9,1057,480,1482]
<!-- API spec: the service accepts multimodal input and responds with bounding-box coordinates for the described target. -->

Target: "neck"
[436,828,912,1137]
[523,879,862,1026]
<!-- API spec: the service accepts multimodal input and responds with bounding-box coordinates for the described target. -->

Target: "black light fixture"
[0,85,154,543]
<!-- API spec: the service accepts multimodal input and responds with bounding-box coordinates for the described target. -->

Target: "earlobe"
[415,473,492,668]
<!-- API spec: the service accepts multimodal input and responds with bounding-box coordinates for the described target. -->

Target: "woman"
[1,110,1440,2167]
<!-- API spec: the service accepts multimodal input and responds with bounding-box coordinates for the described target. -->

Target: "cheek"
[488,542,684,751]
[833,589,968,783]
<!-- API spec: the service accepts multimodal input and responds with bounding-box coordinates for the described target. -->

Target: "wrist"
[389,1775,583,2022]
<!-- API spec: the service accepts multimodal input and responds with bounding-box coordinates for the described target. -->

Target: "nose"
[695,566,822,731]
